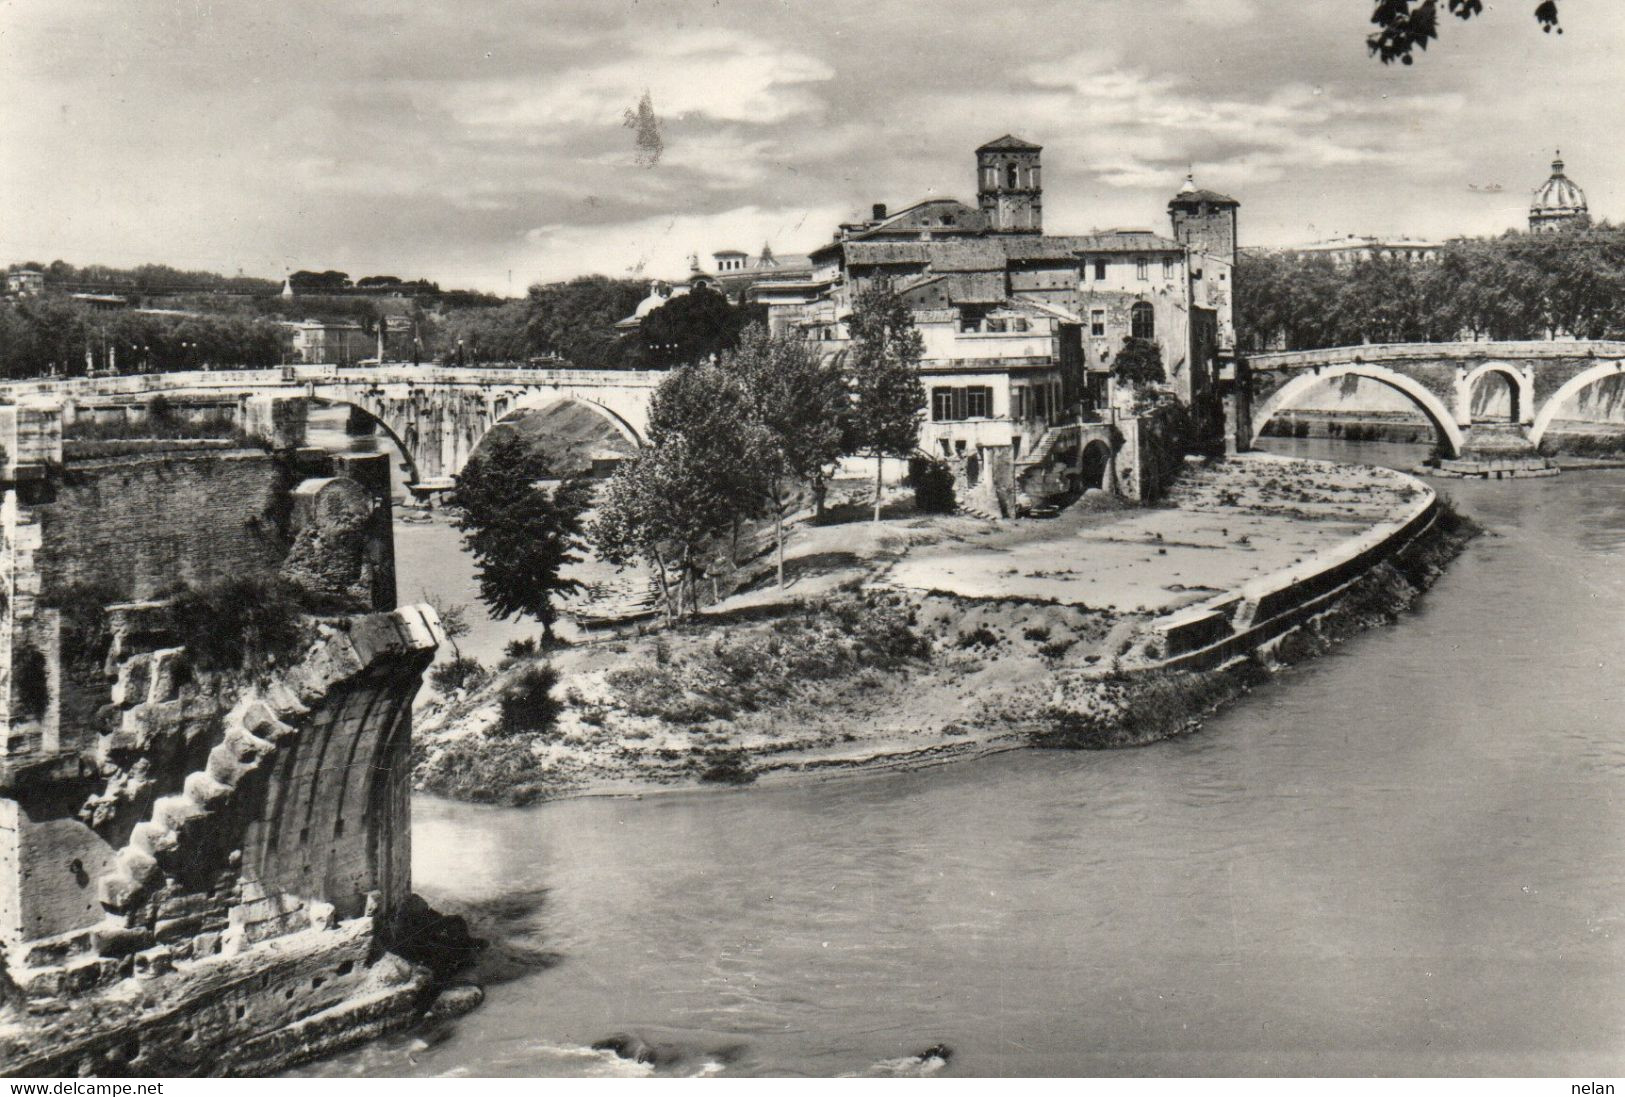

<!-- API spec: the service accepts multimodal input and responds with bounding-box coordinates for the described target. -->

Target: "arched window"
[1131,301,1155,341]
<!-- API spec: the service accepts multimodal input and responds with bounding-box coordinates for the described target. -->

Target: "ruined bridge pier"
[1245,341,1625,460]
[0,393,468,1075]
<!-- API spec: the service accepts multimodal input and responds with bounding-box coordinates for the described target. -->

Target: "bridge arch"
[1461,362,1532,425]
[306,397,423,484]
[496,390,645,448]
[1528,359,1625,449]
[1251,363,1465,458]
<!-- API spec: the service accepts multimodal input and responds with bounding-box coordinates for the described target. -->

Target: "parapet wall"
[1141,459,1439,671]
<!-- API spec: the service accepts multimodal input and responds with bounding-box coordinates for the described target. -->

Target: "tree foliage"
[634,285,755,368]
[1112,337,1166,389]
[1237,225,1625,352]
[729,323,848,586]
[843,281,926,521]
[1369,0,1560,65]
[446,433,592,640]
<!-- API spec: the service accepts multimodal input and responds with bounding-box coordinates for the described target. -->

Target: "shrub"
[906,455,957,514]
[956,625,998,649]
[45,579,124,668]
[1022,625,1052,642]
[696,747,756,785]
[430,656,488,694]
[168,575,311,674]
[414,736,559,806]
[495,663,563,738]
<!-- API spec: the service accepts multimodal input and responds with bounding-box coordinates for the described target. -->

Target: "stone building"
[288,319,372,365]
[1529,152,1589,233]
[764,135,1239,513]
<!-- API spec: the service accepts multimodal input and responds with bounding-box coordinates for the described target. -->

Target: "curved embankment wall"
[1134,464,1441,674]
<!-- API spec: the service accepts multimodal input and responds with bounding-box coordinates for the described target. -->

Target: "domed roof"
[1531,153,1587,223]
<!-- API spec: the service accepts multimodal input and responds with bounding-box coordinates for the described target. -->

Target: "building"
[287,319,372,364]
[762,136,1238,512]
[1529,152,1589,233]
[5,269,45,296]
[1287,234,1443,265]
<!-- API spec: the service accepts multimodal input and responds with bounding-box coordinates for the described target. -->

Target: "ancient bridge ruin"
[0,399,465,1075]
[1246,341,1625,458]
[0,365,665,490]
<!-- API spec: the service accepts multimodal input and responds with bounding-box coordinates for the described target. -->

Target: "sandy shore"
[412,454,1465,806]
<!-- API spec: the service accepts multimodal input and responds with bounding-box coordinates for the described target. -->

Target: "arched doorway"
[1464,365,1525,425]
[1079,440,1112,491]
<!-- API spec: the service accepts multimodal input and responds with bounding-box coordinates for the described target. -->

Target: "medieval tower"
[976,135,1043,234]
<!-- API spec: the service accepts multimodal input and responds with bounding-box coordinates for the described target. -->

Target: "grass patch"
[605,591,930,724]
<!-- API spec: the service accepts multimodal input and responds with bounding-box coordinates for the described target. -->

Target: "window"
[1007,164,1019,188]
[932,386,993,421]
[1012,318,1029,332]
[1162,258,1174,279]
[1093,258,1107,280]
[1131,301,1155,340]
[1136,257,1149,280]
[1012,386,1025,420]
[1032,385,1048,421]
[985,318,1007,333]
[1090,309,1106,337]
[960,317,980,334]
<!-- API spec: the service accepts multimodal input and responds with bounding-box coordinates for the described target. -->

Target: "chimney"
[872,203,888,221]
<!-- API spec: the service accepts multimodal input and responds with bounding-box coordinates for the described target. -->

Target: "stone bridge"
[0,364,664,489]
[1245,341,1625,457]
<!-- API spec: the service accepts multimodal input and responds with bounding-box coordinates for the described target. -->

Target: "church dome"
[1530,153,1588,232]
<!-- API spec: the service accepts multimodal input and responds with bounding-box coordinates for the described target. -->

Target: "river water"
[302,434,1625,1078]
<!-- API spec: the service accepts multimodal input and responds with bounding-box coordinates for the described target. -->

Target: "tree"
[843,281,926,522]
[591,359,763,615]
[525,275,648,367]
[1369,0,1560,65]
[1112,337,1166,389]
[420,591,471,659]
[592,436,735,618]
[635,285,749,368]
[445,433,591,641]
[729,323,847,587]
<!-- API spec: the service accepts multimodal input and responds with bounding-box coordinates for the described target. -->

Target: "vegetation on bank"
[1238,223,1625,352]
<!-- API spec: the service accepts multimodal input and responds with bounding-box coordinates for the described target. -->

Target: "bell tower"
[976,135,1043,234]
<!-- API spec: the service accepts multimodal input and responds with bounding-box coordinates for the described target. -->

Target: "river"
[300,432,1625,1077]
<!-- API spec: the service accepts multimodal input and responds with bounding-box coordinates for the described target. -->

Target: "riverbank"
[411,454,1476,806]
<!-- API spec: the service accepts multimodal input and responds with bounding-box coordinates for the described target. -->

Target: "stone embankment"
[415,454,1475,804]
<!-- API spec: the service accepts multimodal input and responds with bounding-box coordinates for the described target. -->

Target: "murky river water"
[302,433,1625,1077]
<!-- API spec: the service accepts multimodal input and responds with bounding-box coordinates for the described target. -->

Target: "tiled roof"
[977,134,1042,152]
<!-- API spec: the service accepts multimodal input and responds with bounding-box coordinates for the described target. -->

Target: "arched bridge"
[0,364,663,487]
[1246,341,1625,458]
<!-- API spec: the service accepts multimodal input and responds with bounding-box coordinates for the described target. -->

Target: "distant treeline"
[0,274,762,377]
[1237,224,1625,352]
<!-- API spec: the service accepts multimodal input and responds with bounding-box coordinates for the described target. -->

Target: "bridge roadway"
[0,363,664,487]
[1246,341,1625,457]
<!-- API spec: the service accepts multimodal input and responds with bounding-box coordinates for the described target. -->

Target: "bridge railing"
[1248,340,1625,370]
[0,363,668,401]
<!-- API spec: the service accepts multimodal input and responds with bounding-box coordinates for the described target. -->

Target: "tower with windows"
[976,135,1043,234]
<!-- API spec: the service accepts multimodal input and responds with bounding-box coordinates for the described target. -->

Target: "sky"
[3,0,1623,294]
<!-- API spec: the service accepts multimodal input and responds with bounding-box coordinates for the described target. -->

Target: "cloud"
[447,28,834,135]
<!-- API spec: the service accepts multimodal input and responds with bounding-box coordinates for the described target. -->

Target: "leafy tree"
[1369,0,1560,65]
[592,435,734,618]
[446,433,591,641]
[843,281,926,522]
[729,323,848,587]
[525,275,648,367]
[420,591,472,659]
[1112,337,1166,389]
[635,285,749,368]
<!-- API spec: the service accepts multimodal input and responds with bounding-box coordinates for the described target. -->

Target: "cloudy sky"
[3,0,1621,293]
